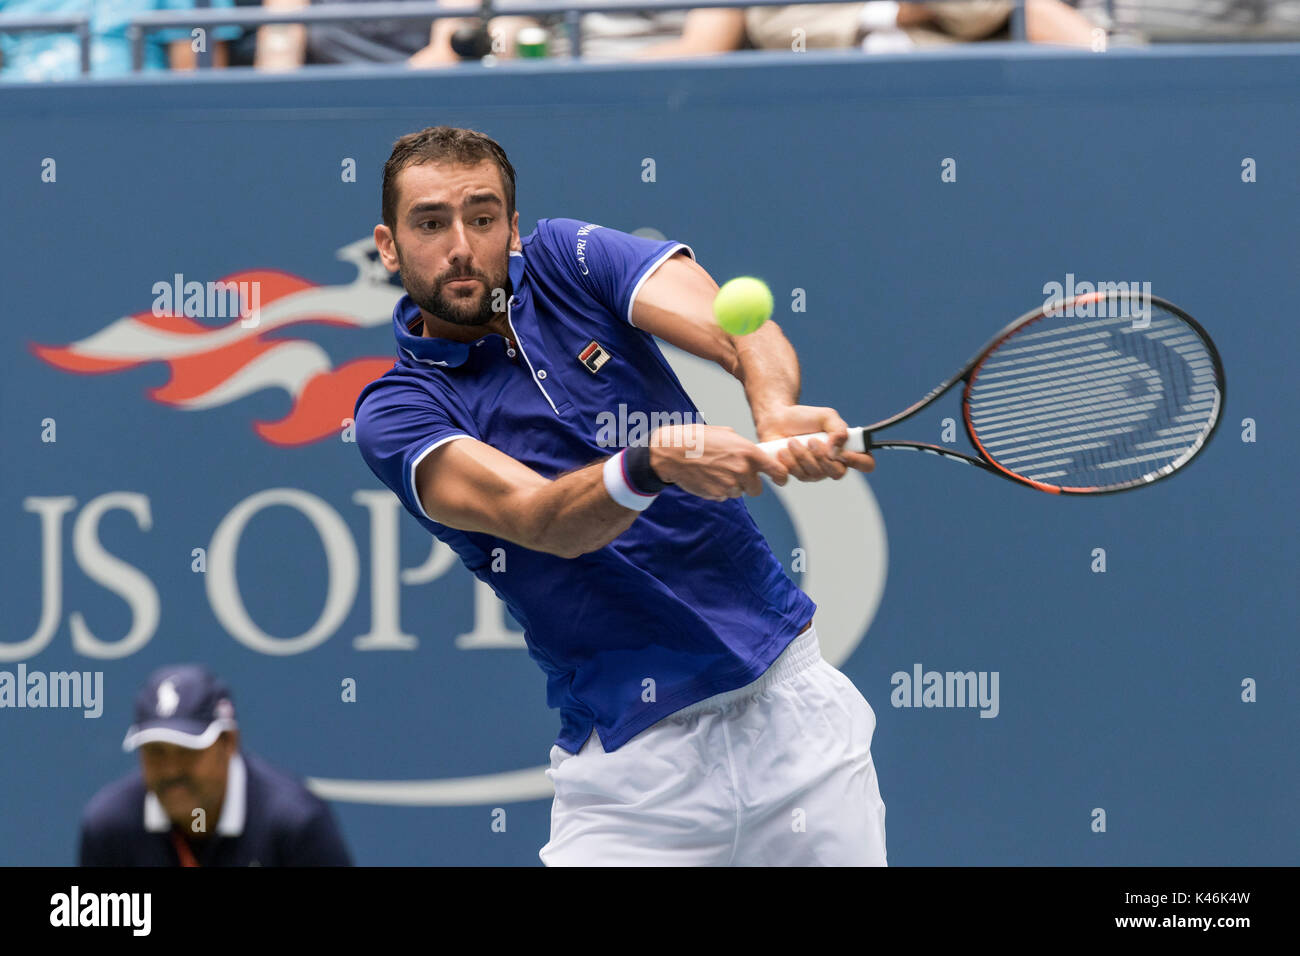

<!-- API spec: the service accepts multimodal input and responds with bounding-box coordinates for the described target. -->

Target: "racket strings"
[966,304,1220,490]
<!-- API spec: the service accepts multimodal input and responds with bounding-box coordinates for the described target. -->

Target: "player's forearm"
[516,460,640,559]
[733,321,802,433]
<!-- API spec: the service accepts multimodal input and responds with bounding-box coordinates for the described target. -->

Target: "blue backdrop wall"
[1,44,1296,865]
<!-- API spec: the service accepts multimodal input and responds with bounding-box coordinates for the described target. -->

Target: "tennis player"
[355,126,886,866]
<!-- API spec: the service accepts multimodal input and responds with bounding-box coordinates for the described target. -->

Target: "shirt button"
[507,348,517,358]
[537,369,547,380]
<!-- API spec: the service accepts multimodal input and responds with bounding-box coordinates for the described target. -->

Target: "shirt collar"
[393,251,525,370]
[143,751,247,837]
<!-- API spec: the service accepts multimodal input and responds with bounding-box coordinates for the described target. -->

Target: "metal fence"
[0,13,92,74]
[1,0,1031,76]
[4,0,1298,78]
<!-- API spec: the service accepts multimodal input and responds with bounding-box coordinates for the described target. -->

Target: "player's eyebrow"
[407,194,503,219]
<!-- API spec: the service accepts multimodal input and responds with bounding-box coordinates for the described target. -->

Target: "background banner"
[1,47,1295,865]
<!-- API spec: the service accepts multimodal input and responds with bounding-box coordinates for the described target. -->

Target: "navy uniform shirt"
[354,219,816,753]
[79,751,352,866]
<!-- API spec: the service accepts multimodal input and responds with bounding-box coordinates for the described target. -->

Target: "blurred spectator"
[255,0,435,69]
[79,664,352,866]
[227,0,261,66]
[744,1,1096,52]
[1270,0,1300,33]
[410,1,747,65]
[1071,0,1300,41]
[0,0,242,81]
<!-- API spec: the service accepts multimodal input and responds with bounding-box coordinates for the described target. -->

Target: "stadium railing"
[0,13,91,74]
[3,1,1299,77]
[120,0,1035,69]
[0,0,1032,76]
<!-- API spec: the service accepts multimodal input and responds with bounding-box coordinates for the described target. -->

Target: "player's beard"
[396,237,513,330]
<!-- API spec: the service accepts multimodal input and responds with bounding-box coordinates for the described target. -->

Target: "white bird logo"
[31,237,401,447]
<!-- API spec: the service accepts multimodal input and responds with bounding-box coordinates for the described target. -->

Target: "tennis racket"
[758,290,1225,495]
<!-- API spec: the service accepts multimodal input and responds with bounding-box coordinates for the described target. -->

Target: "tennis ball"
[714,277,773,336]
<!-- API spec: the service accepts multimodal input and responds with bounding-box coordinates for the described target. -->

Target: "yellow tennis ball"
[713,277,773,336]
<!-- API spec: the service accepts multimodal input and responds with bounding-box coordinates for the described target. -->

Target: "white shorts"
[539,623,887,866]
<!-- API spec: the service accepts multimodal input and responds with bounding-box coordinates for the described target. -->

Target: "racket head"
[959,291,1224,495]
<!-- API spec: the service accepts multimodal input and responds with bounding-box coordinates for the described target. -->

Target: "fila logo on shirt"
[578,340,611,374]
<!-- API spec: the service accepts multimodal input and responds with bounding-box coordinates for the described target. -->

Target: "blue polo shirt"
[79,751,353,866]
[354,218,816,753]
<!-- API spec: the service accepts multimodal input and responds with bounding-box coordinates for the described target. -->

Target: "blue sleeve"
[156,0,244,45]
[354,382,475,524]
[533,218,695,328]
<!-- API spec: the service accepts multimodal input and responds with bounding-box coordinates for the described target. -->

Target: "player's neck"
[417,311,512,345]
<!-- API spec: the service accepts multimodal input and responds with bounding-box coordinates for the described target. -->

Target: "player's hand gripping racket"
[758,291,1225,494]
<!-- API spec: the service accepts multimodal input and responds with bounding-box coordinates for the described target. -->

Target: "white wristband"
[860,1,901,32]
[603,451,659,512]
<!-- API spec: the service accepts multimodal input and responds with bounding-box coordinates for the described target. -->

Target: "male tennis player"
[355,126,886,866]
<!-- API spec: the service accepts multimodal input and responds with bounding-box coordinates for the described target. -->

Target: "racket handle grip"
[757,426,868,457]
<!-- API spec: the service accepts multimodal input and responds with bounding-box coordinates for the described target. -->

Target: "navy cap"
[122,665,238,752]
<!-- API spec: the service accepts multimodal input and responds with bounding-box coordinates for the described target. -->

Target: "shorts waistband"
[669,622,822,721]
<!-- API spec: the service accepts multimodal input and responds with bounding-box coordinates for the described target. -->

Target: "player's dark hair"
[381,127,517,233]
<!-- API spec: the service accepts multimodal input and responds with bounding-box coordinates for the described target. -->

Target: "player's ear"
[510,211,521,252]
[374,224,400,272]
